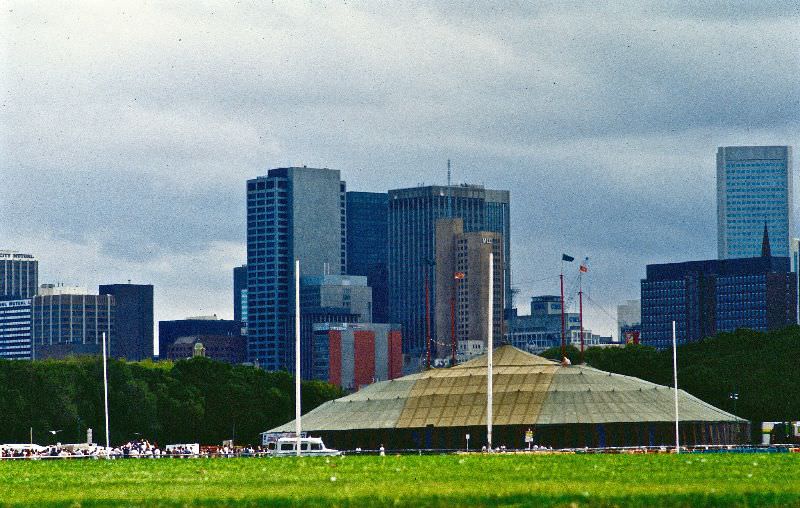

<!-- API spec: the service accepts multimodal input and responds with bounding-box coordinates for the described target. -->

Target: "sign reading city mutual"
[0,252,36,260]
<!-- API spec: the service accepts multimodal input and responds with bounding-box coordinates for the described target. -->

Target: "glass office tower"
[246,167,346,371]
[346,191,389,323]
[717,146,793,259]
[388,184,510,358]
[233,264,247,325]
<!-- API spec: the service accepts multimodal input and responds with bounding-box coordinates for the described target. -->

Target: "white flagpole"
[295,259,302,457]
[672,320,680,454]
[487,251,493,451]
[102,332,110,452]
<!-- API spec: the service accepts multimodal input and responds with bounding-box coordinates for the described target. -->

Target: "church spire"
[761,221,771,258]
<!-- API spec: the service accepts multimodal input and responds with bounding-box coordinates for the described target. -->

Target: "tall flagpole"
[101,332,110,452]
[672,320,680,454]
[579,273,584,364]
[295,259,302,457]
[487,251,493,451]
[560,265,566,360]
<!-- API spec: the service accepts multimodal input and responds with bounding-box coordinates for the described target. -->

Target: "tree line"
[541,326,800,432]
[0,356,344,446]
[4,327,797,447]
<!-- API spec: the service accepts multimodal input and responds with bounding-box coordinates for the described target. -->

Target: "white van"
[269,436,340,457]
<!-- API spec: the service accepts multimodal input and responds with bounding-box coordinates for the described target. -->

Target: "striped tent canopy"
[271,346,744,433]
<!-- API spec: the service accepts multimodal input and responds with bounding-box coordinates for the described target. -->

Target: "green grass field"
[1,453,799,507]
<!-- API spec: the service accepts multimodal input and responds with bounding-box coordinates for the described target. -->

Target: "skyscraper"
[0,251,38,299]
[434,218,504,361]
[346,192,389,323]
[233,264,247,326]
[717,146,793,259]
[99,284,154,360]
[246,167,346,371]
[388,184,510,357]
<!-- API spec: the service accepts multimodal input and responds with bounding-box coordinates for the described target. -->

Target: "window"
[280,442,294,451]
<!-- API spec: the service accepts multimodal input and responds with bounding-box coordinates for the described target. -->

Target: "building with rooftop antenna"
[388,184,510,360]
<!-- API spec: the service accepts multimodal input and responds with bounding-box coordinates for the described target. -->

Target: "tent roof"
[270,346,745,433]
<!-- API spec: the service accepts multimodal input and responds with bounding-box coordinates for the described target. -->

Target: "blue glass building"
[233,264,247,325]
[346,192,388,323]
[246,167,346,371]
[0,298,32,360]
[99,284,153,360]
[641,255,797,349]
[717,146,793,259]
[388,185,510,357]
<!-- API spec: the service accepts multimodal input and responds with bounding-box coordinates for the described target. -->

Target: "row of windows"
[725,161,784,168]
[248,179,288,190]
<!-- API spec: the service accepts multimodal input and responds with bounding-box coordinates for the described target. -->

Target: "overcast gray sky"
[2,1,799,345]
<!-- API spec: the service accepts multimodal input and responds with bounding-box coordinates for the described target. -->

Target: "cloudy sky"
[2,1,799,346]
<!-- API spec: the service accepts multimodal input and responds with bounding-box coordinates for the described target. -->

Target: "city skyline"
[2,3,798,340]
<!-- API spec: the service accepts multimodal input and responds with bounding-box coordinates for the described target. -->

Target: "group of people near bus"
[0,440,265,460]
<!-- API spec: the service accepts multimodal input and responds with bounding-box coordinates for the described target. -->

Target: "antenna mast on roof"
[447,159,452,218]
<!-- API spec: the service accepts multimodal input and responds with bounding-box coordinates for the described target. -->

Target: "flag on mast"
[579,257,589,273]
[562,254,575,262]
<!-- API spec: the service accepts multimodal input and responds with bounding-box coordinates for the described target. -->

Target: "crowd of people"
[0,440,263,460]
